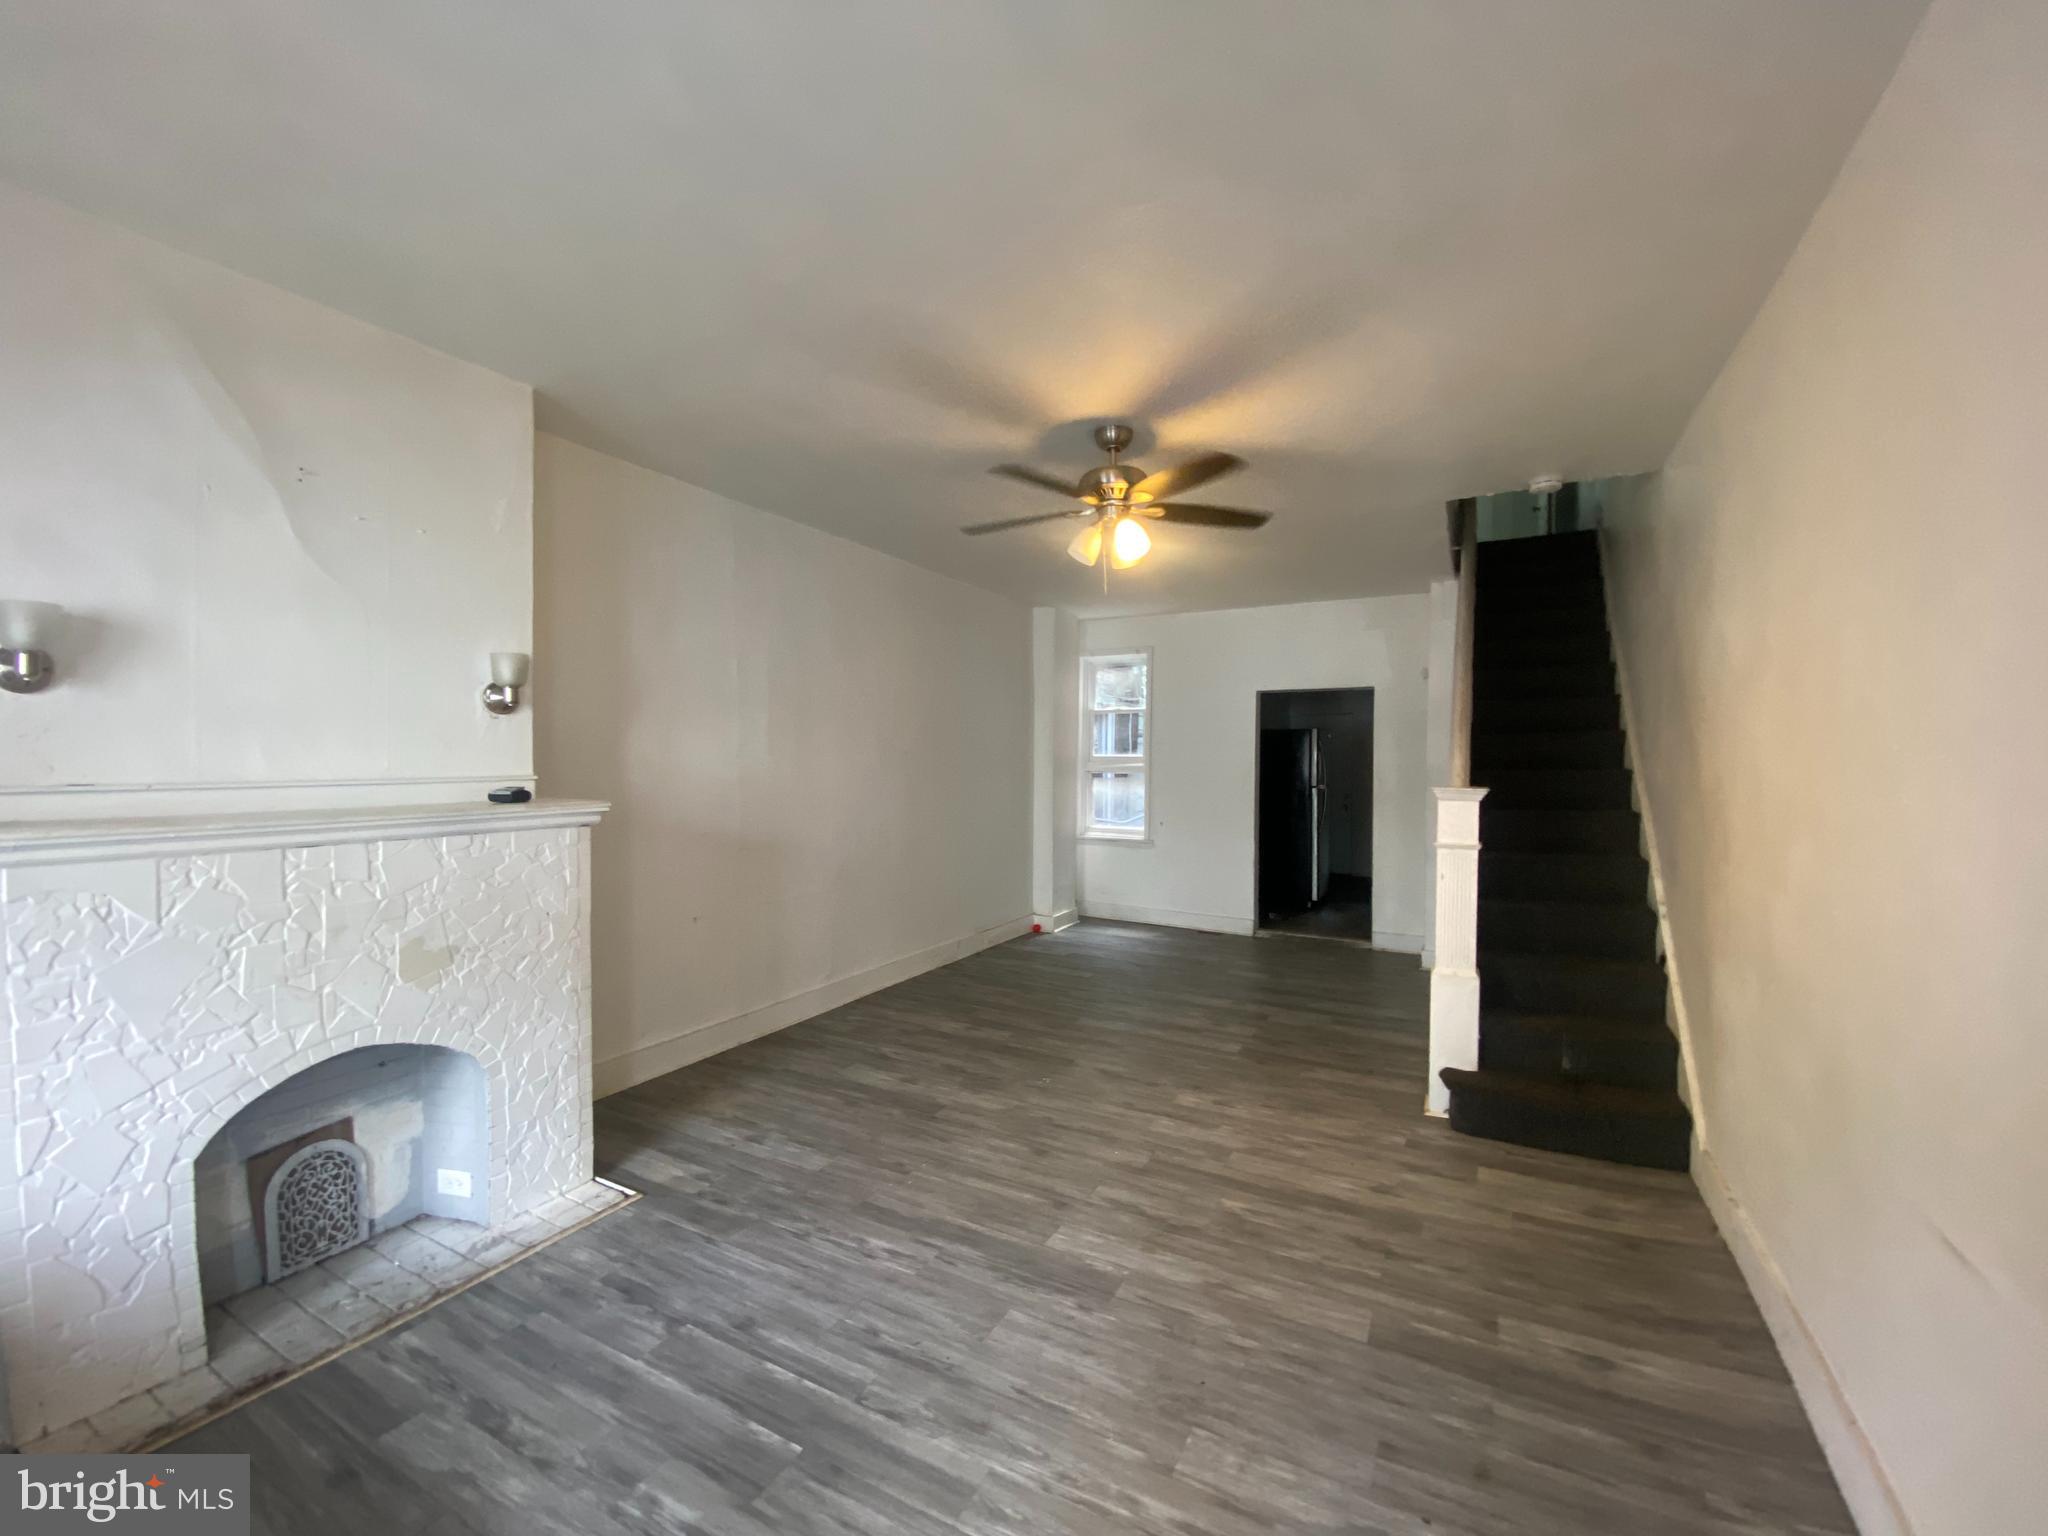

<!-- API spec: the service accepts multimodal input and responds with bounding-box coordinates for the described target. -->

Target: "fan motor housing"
[1078,463,1144,504]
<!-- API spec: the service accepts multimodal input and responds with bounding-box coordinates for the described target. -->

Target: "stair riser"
[1474,731,1624,769]
[1480,1021,1680,1091]
[1481,852,1648,903]
[1480,902,1657,959]
[1475,633,1612,668]
[1480,568,1605,595]
[1474,695,1620,733]
[1478,770,1633,810]
[1482,957,1667,1018]
[1446,1086,1690,1171]
[1479,592,1607,622]
[1474,665,1615,700]
[1480,530,1600,554]
[1481,549,1600,573]
[1482,538,1599,563]
[1474,595,1605,624]
[1481,810,1640,853]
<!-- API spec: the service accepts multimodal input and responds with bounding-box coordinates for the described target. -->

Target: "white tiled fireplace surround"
[0,799,614,1451]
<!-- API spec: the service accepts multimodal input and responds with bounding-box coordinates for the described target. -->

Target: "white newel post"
[1426,787,1488,1115]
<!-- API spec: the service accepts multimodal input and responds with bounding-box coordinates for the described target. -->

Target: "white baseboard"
[1078,901,1255,937]
[1692,1145,1913,1536]
[1371,929,1424,955]
[1595,530,1708,1145]
[591,915,1034,1097]
[1032,907,1080,933]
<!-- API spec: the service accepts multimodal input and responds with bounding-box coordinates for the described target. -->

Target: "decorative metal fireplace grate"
[262,1138,371,1281]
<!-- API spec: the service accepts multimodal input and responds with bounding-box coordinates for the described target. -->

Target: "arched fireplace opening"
[194,1043,488,1309]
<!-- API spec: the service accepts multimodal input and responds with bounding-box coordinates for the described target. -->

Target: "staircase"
[1439,530,1692,1170]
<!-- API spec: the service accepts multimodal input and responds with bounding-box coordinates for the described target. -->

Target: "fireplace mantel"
[1,794,608,1448]
[0,797,608,868]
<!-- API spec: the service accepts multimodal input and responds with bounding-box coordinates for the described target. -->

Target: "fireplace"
[194,1043,488,1307]
[0,799,611,1451]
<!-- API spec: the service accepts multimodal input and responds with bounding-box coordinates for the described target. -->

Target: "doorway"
[1255,688,1374,942]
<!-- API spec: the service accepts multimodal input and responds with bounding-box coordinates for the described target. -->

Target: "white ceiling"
[0,0,1924,616]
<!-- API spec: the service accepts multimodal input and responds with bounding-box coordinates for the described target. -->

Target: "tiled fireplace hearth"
[0,798,610,1450]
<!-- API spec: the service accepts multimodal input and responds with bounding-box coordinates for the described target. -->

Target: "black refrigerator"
[1258,727,1326,923]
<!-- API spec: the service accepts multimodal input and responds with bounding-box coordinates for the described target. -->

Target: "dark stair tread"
[1482,949,1664,978]
[1482,848,1647,871]
[1476,769,1633,808]
[1440,1068,1689,1119]
[1442,1067,1692,1168]
[1480,895,1648,919]
[1481,949,1667,1019]
[1474,729,1624,742]
[1479,896,1658,959]
[1477,696,1619,711]
[1477,1008,1682,1093]
[1481,850,1650,904]
[1478,712,1623,738]
[1475,601,1609,625]
[1479,570,1605,591]
[1480,557,1601,575]
[1473,728,1625,768]
[1478,591,1606,614]
[1481,1008,1675,1044]
[1476,643,1611,666]
[1481,808,1642,851]
[1473,666,1615,698]
[1479,531,1600,555]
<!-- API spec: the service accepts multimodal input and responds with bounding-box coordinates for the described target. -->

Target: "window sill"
[1079,833,1153,848]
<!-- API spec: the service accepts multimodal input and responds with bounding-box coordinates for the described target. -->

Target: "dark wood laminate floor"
[173,921,1851,1535]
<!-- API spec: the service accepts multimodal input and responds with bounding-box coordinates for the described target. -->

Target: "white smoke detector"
[1528,475,1565,496]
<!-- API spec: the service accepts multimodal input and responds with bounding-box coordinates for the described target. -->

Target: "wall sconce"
[0,600,63,695]
[482,651,529,715]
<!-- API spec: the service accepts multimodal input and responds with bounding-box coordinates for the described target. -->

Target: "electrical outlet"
[436,1168,472,1199]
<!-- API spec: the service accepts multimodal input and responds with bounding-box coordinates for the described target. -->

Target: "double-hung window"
[1081,652,1149,839]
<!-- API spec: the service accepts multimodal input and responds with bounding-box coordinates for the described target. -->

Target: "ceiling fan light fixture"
[1110,514,1151,567]
[969,424,1267,564]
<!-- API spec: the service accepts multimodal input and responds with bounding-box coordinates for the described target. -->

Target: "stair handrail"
[1449,499,1478,788]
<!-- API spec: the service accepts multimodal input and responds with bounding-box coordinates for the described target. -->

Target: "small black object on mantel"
[487,786,533,804]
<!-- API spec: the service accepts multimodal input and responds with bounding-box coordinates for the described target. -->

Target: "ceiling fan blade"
[1131,451,1245,504]
[989,463,1079,497]
[1150,503,1272,529]
[960,511,1083,535]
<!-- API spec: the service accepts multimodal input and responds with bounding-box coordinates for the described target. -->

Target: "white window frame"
[1079,649,1152,843]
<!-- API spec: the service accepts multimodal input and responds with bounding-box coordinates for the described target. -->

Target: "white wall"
[1600,2,2048,1531]
[1029,606,1081,929]
[1075,596,1433,948]
[0,182,534,815]
[534,435,1034,1093]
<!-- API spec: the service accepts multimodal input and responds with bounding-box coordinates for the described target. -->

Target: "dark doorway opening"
[1256,688,1374,943]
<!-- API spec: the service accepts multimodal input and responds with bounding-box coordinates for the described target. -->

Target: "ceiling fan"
[962,424,1271,584]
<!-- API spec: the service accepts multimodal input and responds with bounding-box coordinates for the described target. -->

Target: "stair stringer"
[1595,526,1708,1153]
